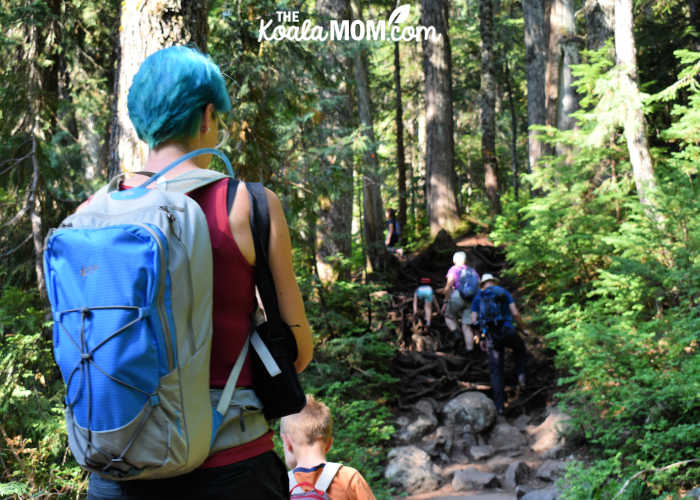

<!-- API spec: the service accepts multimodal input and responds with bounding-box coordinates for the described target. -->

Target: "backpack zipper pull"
[160,206,182,241]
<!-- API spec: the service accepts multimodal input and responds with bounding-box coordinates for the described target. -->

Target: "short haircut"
[280,394,333,446]
[453,251,466,266]
[128,45,231,148]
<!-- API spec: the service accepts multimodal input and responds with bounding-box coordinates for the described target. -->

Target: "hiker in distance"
[441,251,480,353]
[413,277,439,330]
[85,46,313,499]
[471,273,529,416]
[385,208,402,255]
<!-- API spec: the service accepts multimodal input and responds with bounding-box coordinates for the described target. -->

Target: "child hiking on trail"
[471,273,530,416]
[413,277,439,328]
[281,395,377,500]
[441,251,480,352]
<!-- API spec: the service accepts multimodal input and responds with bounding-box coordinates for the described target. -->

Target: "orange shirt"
[291,463,377,500]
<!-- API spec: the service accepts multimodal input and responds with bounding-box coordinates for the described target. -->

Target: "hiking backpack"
[43,148,278,480]
[288,463,342,499]
[477,286,510,339]
[456,266,480,300]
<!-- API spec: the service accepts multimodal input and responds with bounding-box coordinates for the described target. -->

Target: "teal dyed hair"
[127,46,231,148]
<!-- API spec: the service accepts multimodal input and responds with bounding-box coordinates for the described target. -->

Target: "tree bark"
[614,0,659,215]
[479,0,501,213]
[351,0,386,273]
[523,0,548,172]
[315,0,355,282]
[553,0,580,156]
[422,0,460,235]
[108,0,210,179]
[585,0,615,50]
[394,41,408,232]
[504,59,519,199]
[691,0,700,47]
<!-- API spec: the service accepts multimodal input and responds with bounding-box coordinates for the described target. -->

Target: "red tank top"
[122,178,273,467]
[190,179,273,468]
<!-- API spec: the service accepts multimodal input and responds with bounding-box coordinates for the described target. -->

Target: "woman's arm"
[441,277,454,296]
[265,188,314,373]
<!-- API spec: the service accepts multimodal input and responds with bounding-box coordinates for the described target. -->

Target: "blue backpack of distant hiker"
[456,266,479,300]
[43,149,282,480]
[288,463,342,499]
[477,286,510,339]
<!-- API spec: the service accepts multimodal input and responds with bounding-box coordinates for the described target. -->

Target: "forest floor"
[385,231,567,499]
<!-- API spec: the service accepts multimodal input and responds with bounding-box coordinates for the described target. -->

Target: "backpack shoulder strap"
[244,182,286,377]
[315,462,342,493]
[246,182,281,319]
[288,470,298,491]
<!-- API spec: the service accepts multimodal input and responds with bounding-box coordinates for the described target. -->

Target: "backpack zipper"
[159,206,183,242]
[137,223,175,372]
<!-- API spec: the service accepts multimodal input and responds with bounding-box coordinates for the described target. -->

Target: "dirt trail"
[385,233,563,499]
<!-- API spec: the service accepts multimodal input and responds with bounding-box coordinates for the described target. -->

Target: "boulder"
[442,391,497,434]
[504,461,531,490]
[521,486,561,500]
[395,401,439,442]
[529,407,571,455]
[489,422,529,451]
[384,446,438,494]
[469,444,494,461]
[415,398,438,418]
[404,413,438,441]
[422,425,454,457]
[513,414,531,431]
[452,467,500,491]
[536,460,567,481]
[516,485,532,498]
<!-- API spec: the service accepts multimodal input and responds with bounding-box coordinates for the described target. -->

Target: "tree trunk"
[554,0,580,156]
[479,0,501,214]
[108,0,210,179]
[504,59,519,199]
[394,41,408,233]
[523,0,548,173]
[315,0,354,282]
[691,0,700,47]
[422,0,460,235]
[614,0,659,215]
[351,0,386,273]
[585,0,615,50]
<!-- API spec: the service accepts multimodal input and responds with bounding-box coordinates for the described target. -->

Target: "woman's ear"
[201,103,215,133]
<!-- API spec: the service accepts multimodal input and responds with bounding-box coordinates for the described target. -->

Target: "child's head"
[280,394,333,469]
[453,251,466,266]
[420,277,431,285]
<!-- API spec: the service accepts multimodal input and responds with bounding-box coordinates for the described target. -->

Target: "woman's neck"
[145,142,200,174]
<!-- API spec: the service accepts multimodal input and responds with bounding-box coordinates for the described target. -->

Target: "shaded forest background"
[0,0,698,498]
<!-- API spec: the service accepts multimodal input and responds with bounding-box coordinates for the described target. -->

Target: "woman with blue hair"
[87,46,313,499]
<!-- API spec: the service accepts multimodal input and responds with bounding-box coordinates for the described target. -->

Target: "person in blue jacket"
[471,273,530,415]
